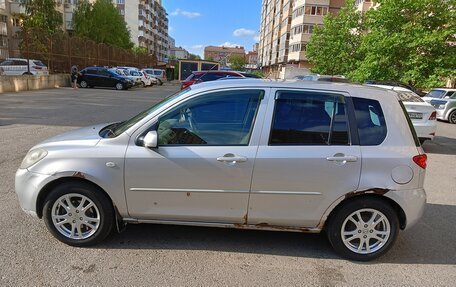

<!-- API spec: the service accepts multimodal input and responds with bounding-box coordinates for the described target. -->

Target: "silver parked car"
[422,88,456,124]
[15,80,427,261]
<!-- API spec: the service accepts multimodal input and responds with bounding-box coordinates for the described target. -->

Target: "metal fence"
[1,28,158,73]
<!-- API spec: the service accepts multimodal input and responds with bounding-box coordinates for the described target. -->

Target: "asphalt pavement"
[0,85,455,286]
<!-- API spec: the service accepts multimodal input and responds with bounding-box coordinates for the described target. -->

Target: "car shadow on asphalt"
[422,136,456,155]
[97,203,456,265]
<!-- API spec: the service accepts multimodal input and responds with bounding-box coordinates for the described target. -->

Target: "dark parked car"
[78,67,134,90]
[181,70,245,89]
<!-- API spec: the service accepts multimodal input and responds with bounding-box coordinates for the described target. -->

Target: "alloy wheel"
[340,208,391,254]
[51,193,101,240]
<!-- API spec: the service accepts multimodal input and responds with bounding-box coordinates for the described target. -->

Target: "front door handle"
[217,153,247,164]
[327,154,358,162]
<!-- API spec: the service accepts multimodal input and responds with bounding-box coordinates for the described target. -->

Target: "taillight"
[429,111,436,120]
[32,65,42,70]
[413,154,427,169]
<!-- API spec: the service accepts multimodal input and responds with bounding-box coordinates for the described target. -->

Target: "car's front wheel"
[326,197,399,261]
[449,110,456,124]
[42,181,115,246]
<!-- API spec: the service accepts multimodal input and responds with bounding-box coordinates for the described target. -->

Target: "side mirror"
[143,131,158,148]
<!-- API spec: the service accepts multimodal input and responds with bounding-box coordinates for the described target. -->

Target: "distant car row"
[0,58,49,75]
[181,70,262,89]
[76,66,166,90]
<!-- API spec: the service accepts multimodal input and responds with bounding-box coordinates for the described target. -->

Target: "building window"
[292,24,315,35]
[290,43,306,53]
[117,0,125,4]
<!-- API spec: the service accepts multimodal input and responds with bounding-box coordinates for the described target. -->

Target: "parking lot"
[0,85,455,286]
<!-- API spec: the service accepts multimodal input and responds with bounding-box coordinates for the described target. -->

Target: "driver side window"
[157,90,264,146]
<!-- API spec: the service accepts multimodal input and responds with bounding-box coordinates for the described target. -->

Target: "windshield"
[130,71,141,76]
[426,90,445,98]
[100,89,192,138]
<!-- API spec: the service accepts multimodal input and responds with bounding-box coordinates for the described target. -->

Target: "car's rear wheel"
[141,81,146,88]
[326,197,399,261]
[115,82,124,90]
[80,80,88,88]
[158,79,163,86]
[42,181,115,246]
[449,110,456,124]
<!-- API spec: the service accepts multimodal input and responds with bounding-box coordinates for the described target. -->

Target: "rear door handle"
[217,153,247,163]
[326,155,358,162]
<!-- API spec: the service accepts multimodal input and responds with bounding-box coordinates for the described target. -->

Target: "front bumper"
[15,168,55,218]
[385,188,426,230]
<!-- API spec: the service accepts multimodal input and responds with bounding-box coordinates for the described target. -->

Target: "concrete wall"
[0,74,70,93]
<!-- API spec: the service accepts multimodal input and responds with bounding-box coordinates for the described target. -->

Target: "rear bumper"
[385,188,426,230]
[413,122,437,140]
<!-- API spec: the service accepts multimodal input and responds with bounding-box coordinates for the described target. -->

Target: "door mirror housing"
[143,131,158,148]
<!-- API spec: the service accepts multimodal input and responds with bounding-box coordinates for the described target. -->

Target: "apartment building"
[114,0,169,63]
[258,0,345,77]
[0,0,9,59]
[204,45,245,67]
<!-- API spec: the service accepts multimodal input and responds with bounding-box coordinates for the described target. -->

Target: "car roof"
[193,70,242,75]
[188,79,400,99]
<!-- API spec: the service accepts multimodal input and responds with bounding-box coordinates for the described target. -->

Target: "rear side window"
[85,69,97,75]
[270,91,350,145]
[352,97,387,146]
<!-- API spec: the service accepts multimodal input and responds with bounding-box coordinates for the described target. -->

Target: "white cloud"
[220,42,242,48]
[253,35,260,42]
[170,8,202,18]
[233,28,256,37]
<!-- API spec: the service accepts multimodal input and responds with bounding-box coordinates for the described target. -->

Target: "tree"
[73,0,133,49]
[205,56,215,62]
[352,0,455,88]
[21,0,63,34]
[188,53,201,60]
[229,54,246,71]
[306,0,363,76]
[132,46,148,55]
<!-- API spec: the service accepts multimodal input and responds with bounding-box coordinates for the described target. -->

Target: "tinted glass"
[426,90,445,98]
[33,61,46,66]
[200,73,226,81]
[270,91,350,145]
[157,90,264,145]
[352,97,387,146]
[445,91,456,99]
[86,69,97,75]
[98,69,111,76]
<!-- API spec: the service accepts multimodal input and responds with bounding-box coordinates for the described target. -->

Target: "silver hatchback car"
[15,80,427,261]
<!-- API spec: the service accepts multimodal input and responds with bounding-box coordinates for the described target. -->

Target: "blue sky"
[162,0,262,57]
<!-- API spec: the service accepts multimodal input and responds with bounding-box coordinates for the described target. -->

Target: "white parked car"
[422,88,456,124]
[15,80,427,261]
[120,68,151,87]
[143,68,166,85]
[0,58,49,76]
[141,70,158,85]
[366,84,437,142]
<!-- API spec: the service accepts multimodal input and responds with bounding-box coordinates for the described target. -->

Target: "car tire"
[80,80,88,88]
[449,110,456,124]
[22,72,33,75]
[141,81,146,88]
[326,197,399,261]
[42,181,115,247]
[158,79,163,86]
[115,82,124,90]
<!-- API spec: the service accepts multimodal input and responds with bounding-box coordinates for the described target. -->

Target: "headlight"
[20,148,48,169]
[438,104,446,109]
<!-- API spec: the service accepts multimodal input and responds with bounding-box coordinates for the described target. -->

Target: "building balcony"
[289,33,311,44]
[288,50,307,62]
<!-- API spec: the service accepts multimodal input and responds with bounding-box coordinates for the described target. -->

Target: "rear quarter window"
[352,97,387,146]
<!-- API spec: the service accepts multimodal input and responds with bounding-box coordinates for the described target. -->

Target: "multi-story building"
[170,46,189,60]
[115,0,169,63]
[258,0,345,77]
[245,50,258,69]
[204,45,245,67]
[355,0,375,12]
[0,0,10,59]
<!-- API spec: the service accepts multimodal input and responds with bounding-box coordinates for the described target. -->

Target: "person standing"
[71,65,79,89]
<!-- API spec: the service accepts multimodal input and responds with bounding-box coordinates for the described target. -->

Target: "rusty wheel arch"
[323,193,407,230]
